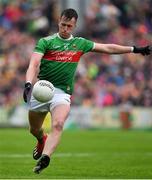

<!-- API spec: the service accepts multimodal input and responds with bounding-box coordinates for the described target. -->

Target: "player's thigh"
[28,110,48,129]
[51,104,70,127]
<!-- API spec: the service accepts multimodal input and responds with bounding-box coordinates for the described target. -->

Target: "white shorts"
[28,88,71,112]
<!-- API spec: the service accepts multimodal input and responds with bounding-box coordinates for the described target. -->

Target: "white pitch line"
[1,152,151,158]
[0,153,94,158]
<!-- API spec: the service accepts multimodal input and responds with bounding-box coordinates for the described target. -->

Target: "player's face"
[58,16,77,39]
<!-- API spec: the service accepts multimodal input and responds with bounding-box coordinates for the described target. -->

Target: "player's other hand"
[133,45,152,55]
[23,82,32,103]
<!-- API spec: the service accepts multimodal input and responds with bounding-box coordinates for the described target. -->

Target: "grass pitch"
[0,128,152,179]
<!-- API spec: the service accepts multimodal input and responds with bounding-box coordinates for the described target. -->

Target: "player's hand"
[133,45,152,55]
[23,82,32,103]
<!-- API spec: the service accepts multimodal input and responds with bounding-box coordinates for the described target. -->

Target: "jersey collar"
[57,33,73,41]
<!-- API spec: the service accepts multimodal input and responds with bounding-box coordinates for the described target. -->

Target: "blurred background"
[0,0,152,129]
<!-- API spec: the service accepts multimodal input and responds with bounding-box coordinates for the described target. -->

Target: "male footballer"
[23,8,151,174]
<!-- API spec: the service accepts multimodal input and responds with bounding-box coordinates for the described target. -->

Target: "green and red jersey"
[34,33,94,94]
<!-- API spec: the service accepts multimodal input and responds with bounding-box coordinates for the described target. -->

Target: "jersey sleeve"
[79,38,94,53]
[34,38,47,54]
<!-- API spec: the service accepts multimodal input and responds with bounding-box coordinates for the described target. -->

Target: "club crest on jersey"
[72,44,77,48]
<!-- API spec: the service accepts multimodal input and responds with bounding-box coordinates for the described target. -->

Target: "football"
[32,80,55,102]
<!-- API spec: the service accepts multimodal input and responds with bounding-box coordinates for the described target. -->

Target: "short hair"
[60,8,78,21]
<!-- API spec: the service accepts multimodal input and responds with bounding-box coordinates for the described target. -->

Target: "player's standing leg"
[33,104,70,173]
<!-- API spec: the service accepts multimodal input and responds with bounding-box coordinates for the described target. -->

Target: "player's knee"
[52,121,64,131]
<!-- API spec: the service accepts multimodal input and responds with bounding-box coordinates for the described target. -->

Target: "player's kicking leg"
[33,104,70,174]
[29,111,48,160]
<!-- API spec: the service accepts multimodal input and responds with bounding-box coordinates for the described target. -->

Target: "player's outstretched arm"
[92,43,152,55]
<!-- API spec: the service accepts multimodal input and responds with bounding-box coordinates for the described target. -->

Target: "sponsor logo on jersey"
[43,51,83,62]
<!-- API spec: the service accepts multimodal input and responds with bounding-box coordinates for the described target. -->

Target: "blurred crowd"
[0,0,58,110]
[0,0,152,111]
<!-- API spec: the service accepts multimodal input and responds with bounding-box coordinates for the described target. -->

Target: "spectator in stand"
[0,0,152,111]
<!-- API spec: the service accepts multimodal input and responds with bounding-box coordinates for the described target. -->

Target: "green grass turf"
[0,128,152,179]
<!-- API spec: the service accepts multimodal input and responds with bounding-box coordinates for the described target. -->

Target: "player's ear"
[75,18,78,26]
[73,20,77,28]
[73,24,76,29]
